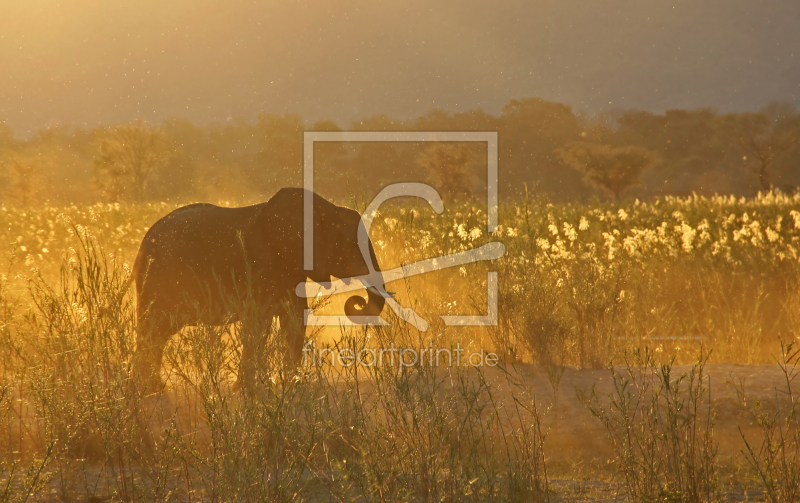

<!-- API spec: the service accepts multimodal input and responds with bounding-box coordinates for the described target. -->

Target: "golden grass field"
[3,192,800,501]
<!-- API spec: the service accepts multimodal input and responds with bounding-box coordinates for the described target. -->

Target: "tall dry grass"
[736,341,800,502]
[582,348,718,501]
[0,230,548,501]
[2,191,800,500]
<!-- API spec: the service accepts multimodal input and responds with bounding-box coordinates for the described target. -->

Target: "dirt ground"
[469,362,785,500]
[12,362,787,501]
[468,362,790,462]
[155,361,788,467]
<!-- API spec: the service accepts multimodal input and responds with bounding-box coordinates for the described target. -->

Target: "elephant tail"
[100,247,142,320]
[122,244,147,296]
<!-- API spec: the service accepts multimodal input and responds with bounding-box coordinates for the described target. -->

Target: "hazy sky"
[1,0,798,136]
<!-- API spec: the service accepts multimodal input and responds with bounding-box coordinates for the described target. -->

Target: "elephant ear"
[313,206,355,276]
[248,189,306,275]
[250,188,348,281]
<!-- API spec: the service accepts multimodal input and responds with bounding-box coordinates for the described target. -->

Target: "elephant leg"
[134,310,174,392]
[235,307,276,391]
[279,294,308,367]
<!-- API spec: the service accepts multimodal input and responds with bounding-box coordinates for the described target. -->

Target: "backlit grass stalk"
[737,340,800,502]
[584,348,718,501]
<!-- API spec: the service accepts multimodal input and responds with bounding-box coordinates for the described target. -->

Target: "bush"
[583,348,718,501]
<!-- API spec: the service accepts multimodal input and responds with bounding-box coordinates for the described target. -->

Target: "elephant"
[126,187,387,387]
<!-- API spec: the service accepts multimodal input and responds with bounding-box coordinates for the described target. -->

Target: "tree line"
[1,98,799,206]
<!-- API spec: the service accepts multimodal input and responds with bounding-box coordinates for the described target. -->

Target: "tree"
[307,120,355,198]
[254,113,305,192]
[498,98,583,198]
[93,121,170,201]
[0,151,47,206]
[557,142,660,200]
[724,108,800,191]
[348,114,414,195]
[416,143,481,199]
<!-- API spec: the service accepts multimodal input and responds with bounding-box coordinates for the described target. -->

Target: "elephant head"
[252,188,387,321]
[313,200,387,321]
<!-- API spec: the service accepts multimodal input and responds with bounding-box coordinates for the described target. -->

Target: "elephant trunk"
[345,286,386,322]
